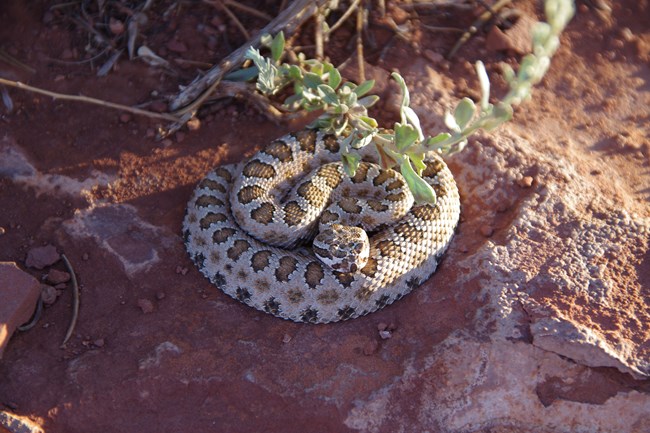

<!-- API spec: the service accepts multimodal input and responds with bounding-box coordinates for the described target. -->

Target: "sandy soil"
[0,1,648,432]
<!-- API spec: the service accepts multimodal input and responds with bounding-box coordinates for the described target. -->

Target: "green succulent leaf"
[353,79,375,97]
[426,132,452,147]
[341,151,362,176]
[328,67,342,90]
[271,32,285,62]
[402,106,424,141]
[224,66,259,82]
[303,72,323,89]
[400,158,436,203]
[407,152,427,175]
[317,84,339,105]
[476,61,490,111]
[454,97,476,130]
[357,95,379,108]
[394,123,419,152]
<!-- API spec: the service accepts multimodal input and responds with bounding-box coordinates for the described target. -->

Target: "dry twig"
[168,0,330,113]
[447,0,513,58]
[60,254,80,348]
[0,77,179,121]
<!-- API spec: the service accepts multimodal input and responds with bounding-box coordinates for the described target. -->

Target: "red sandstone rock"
[0,262,41,359]
[46,269,70,285]
[24,245,59,270]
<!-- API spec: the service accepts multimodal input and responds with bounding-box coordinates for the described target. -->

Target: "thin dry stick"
[0,49,36,74]
[224,0,273,21]
[214,0,250,40]
[325,0,361,37]
[356,1,365,83]
[60,254,79,348]
[314,10,324,59]
[447,0,512,58]
[169,0,329,112]
[0,77,180,121]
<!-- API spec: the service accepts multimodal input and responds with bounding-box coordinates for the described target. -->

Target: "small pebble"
[282,334,292,343]
[0,227,5,235]
[119,113,132,123]
[377,322,388,332]
[54,283,67,290]
[41,285,58,305]
[156,291,166,300]
[137,298,154,314]
[93,338,105,348]
[517,176,534,188]
[46,269,70,284]
[161,138,173,147]
[26,244,60,269]
[186,117,201,131]
[379,330,392,340]
[82,252,89,261]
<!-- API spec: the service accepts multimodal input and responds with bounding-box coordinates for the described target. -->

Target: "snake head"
[312,224,370,273]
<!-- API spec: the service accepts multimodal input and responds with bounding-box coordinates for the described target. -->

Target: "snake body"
[183,130,460,323]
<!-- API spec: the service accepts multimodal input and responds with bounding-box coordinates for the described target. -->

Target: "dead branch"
[168,0,331,113]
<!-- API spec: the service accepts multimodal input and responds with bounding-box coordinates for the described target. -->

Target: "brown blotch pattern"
[322,134,340,153]
[372,170,395,186]
[243,160,277,179]
[334,271,355,288]
[200,212,227,229]
[320,210,339,225]
[196,195,223,208]
[361,256,378,276]
[339,197,362,214]
[227,239,251,261]
[199,178,223,191]
[351,163,370,183]
[317,289,339,305]
[386,180,403,192]
[275,256,299,282]
[263,140,293,162]
[422,160,444,178]
[386,192,406,202]
[212,228,236,244]
[238,185,266,204]
[313,245,332,260]
[316,164,343,188]
[305,262,325,289]
[376,239,403,258]
[297,181,328,208]
[250,202,275,224]
[393,222,423,242]
[287,288,304,304]
[411,204,440,221]
[295,129,317,152]
[209,250,221,264]
[215,167,233,181]
[367,199,389,212]
[251,250,272,272]
[283,201,307,226]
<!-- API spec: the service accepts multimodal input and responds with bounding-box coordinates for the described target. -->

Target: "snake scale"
[183,130,460,323]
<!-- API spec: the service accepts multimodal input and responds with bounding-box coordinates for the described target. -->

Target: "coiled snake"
[183,130,460,323]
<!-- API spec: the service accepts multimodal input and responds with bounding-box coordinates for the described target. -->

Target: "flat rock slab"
[0,262,41,359]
